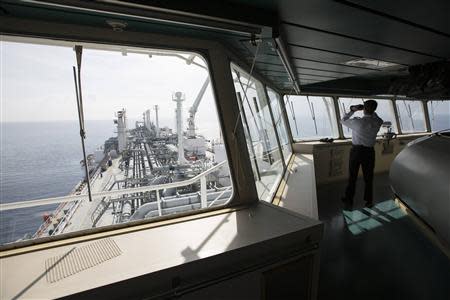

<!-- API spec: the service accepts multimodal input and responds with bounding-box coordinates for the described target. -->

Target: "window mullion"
[263,86,286,170]
[236,91,262,181]
[391,98,402,135]
[333,96,345,139]
[280,94,295,147]
[422,100,432,132]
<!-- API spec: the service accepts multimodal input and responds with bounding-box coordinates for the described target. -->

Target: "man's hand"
[350,104,364,112]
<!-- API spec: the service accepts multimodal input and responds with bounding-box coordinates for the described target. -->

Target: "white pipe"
[156,189,162,216]
[154,105,160,137]
[117,109,127,152]
[0,161,228,211]
[208,186,232,208]
[200,176,207,208]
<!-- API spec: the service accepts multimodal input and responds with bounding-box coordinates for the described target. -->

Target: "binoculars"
[350,104,364,111]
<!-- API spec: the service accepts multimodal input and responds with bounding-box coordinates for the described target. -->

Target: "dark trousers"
[344,145,375,203]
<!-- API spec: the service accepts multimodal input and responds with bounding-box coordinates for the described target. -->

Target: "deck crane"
[146,51,210,158]
[146,51,208,139]
[187,77,210,138]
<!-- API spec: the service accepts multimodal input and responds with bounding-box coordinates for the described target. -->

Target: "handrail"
[0,161,228,211]
[208,186,232,208]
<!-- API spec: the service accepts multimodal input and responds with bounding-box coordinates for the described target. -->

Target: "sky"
[2,39,446,141]
[0,40,223,140]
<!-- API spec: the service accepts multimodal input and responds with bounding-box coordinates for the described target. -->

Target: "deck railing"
[0,161,229,213]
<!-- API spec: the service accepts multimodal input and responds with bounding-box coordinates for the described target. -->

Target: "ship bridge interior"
[1,1,449,299]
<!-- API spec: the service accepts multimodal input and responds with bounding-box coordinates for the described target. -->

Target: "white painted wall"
[293,134,428,186]
[278,154,319,220]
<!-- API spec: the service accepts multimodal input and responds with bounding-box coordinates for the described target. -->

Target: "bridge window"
[396,100,426,133]
[427,100,450,132]
[267,88,292,163]
[338,98,398,137]
[231,64,285,202]
[0,36,233,246]
[1,39,82,245]
[285,95,339,140]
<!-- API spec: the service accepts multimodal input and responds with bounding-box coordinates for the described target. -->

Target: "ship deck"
[63,158,125,233]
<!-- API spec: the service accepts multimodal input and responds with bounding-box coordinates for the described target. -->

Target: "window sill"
[0,202,322,299]
[293,132,430,151]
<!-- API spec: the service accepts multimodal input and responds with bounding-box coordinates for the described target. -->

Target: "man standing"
[341,100,383,208]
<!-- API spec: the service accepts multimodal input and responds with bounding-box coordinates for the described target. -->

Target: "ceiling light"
[106,20,128,32]
[345,58,399,69]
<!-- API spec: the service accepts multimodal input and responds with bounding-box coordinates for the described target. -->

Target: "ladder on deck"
[91,197,111,227]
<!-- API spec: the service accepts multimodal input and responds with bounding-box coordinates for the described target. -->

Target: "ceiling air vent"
[344,58,399,69]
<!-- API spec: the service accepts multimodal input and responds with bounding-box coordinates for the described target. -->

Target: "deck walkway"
[63,158,124,233]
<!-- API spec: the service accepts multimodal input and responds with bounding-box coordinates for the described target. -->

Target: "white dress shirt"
[341,111,383,147]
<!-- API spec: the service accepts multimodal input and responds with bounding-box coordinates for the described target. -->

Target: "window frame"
[265,87,293,165]
[285,94,340,142]
[394,99,428,134]
[426,99,450,132]
[0,31,257,250]
[338,97,398,138]
[229,62,288,203]
[282,94,434,144]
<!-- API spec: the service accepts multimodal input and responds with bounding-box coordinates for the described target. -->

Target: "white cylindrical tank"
[116,109,127,153]
[109,149,118,159]
[184,136,207,156]
[145,109,151,131]
[173,92,186,164]
[213,143,227,163]
[94,148,104,163]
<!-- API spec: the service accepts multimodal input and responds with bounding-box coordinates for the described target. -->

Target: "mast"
[117,109,128,153]
[154,105,160,137]
[173,92,186,164]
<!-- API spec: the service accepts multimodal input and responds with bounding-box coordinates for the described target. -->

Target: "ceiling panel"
[283,23,438,66]
[255,61,284,69]
[277,0,450,59]
[347,0,450,35]
[292,59,379,75]
[299,75,334,81]
[300,79,322,85]
[287,45,361,66]
[256,66,287,75]
[296,69,351,79]
[3,0,449,96]
[254,54,285,66]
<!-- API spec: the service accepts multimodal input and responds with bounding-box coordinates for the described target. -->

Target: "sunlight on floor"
[343,200,407,235]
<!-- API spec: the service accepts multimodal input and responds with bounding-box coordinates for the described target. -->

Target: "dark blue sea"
[0,121,115,244]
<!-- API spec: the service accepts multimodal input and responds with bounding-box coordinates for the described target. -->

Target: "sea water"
[0,120,115,244]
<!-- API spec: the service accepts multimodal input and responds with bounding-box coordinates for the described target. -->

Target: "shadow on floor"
[317,172,450,300]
